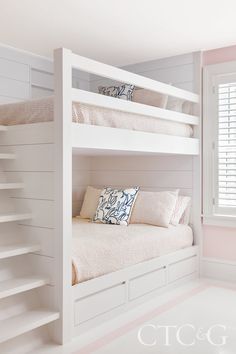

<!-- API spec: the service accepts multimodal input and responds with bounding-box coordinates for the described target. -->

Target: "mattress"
[0,96,193,137]
[72,217,193,285]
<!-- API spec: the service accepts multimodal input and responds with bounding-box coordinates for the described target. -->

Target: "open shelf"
[0,243,40,259]
[0,276,49,299]
[0,213,31,223]
[0,309,60,343]
[72,124,199,156]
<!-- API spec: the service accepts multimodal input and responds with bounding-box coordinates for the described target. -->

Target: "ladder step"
[0,213,31,223]
[0,309,60,343]
[0,153,15,159]
[0,182,24,190]
[0,276,49,299]
[0,243,40,259]
[0,125,7,131]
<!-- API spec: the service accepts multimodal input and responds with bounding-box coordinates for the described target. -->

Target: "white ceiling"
[0,0,236,66]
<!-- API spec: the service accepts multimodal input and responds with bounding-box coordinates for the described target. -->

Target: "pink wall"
[203,225,236,261]
[203,45,236,262]
[203,45,236,66]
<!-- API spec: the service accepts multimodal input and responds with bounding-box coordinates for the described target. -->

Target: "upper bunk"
[54,48,200,156]
[0,48,200,156]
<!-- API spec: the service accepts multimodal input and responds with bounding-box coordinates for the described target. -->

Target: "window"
[203,62,236,226]
[218,82,236,210]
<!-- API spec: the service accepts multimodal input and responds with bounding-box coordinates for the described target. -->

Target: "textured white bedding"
[0,96,193,137]
[72,217,193,284]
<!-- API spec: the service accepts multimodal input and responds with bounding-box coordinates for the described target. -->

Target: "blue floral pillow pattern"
[98,84,134,100]
[94,187,139,226]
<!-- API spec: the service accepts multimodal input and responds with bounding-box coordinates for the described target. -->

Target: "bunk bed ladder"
[0,125,59,345]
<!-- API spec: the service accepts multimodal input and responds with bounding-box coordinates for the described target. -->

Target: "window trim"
[203,60,236,227]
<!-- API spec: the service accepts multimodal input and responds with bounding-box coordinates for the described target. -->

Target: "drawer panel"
[129,267,166,300]
[169,256,197,283]
[75,283,126,325]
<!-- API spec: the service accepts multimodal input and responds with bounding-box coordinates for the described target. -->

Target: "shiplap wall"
[90,53,195,93]
[0,44,90,103]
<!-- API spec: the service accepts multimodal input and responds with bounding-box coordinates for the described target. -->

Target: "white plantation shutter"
[217,82,236,210]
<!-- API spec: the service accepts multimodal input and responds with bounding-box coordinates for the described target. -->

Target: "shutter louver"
[218,82,236,207]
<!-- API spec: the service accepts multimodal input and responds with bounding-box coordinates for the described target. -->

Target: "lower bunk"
[72,218,199,336]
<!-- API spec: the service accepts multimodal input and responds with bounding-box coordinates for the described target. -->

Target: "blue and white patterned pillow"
[94,187,139,226]
[98,84,134,101]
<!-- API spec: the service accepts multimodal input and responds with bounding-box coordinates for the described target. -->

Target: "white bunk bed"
[55,48,201,341]
[0,48,201,348]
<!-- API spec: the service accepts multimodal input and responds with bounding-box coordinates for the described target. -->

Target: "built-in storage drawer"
[129,267,166,300]
[169,256,197,283]
[75,283,126,325]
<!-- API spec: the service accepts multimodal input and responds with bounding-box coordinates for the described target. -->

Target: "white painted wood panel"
[0,123,54,146]
[2,144,54,172]
[6,172,54,200]
[129,267,166,300]
[0,77,30,99]
[75,283,126,325]
[72,124,199,156]
[13,199,54,229]
[31,69,53,90]
[0,57,29,82]
[31,87,53,98]
[71,53,198,102]
[90,156,193,171]
[90,170,192,189]
[72,89,198,125]
[169,256,197,282]
[19,225,54,258]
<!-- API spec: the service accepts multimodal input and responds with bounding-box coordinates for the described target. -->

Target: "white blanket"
[72,218,193,284]
[0,96,193,137]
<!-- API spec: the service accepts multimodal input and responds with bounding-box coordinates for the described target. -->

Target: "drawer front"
[169,256,197,283]
[129,267,166,300]
[75,283,126,325]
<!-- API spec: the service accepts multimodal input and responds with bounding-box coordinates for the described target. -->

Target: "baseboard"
[202,258,236,283]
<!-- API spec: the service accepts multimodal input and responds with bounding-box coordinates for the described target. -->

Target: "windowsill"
[202,214,236,228]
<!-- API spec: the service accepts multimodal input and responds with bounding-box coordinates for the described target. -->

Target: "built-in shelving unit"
[0,183,24,190]
[0,153,15,159]
[0,309,60,344]
[0,276,49,299]
[0,243,40,259]
[0,213,31,223]
[0,125,59,348]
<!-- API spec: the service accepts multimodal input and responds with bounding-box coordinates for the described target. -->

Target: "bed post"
[54,48,72,344]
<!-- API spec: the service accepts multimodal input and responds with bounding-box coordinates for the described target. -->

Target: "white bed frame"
[0,47,201,349]
[54,48,201,343]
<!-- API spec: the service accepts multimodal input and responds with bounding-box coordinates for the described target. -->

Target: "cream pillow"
[171,196,191,226]
[80,186,102,219]
[179,199,191,225]
[132,88,168,108]
[130,190,178,227]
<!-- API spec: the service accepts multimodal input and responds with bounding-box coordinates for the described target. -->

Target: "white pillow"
[132,88,168,108]
[130,190,178,228]
[171,196,191,226]
[80,186,102,219]
[167,97,193,115]
[180,200,191,225]
[94,187,139,226]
